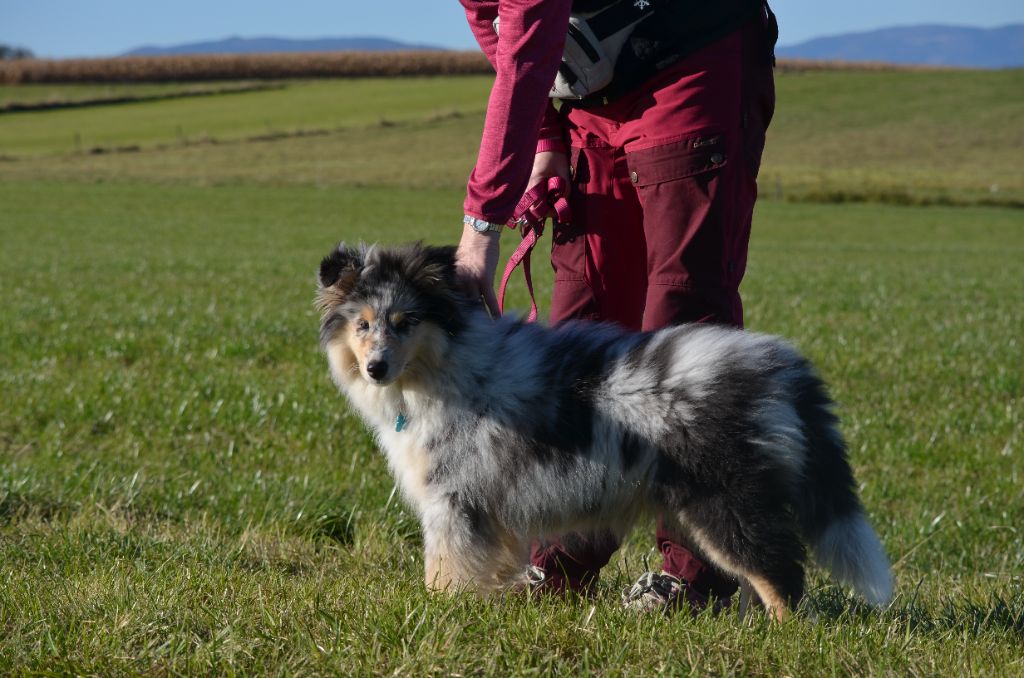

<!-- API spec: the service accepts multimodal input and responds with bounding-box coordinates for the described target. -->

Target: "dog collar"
[395,413,408,432]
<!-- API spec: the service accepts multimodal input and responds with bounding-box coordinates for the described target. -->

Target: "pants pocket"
[625,131,749,327]
[626,131,732,287]
[626,132,729,187]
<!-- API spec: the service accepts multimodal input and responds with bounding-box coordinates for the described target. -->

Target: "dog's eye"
[355,318,370,331]
[393,315,421,332]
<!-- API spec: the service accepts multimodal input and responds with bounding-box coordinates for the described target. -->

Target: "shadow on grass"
[809,584,1024,640]
[290,501,357,547]
[0,487,71,525]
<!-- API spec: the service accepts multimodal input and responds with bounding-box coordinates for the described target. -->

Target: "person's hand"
[455,226,501,317]
[455,151,568,317]
[527,151,570,218]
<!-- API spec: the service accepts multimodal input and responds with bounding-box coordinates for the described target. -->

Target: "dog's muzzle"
[366,359,389,382]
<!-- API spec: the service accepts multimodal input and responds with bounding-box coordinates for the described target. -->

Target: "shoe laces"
[622,571,684,604]
[524,565,548,587]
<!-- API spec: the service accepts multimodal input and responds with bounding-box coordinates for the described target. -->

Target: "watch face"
[472,220,488,232]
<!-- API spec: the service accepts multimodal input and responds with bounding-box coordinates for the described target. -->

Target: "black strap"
[566,21,602,63]
[558,63,580,87]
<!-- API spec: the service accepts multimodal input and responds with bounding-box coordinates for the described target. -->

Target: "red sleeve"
[460,0,572,223]
[462,0,500,69]
[536,103,566,154]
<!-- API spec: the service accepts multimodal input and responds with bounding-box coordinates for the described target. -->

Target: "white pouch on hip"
[553,16,616,99]
[493,2,654,100]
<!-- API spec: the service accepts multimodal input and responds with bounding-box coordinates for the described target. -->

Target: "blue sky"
[2,0,1022,59]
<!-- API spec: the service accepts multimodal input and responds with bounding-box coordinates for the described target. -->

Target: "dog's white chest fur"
[378,426,433,510]
[334,362,435,512]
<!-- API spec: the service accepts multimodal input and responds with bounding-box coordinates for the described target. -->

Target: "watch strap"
[463,215,505,233]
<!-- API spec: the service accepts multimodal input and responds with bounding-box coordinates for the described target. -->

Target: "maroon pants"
[530,11,777,599]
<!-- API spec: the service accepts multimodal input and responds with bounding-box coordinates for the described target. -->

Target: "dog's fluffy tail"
[813,511,893,606]
[792,365,893,607]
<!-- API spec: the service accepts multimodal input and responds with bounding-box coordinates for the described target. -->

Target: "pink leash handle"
[497,176,571,322]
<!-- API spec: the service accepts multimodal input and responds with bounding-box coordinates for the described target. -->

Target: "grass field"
[0,77,492,156]
[0,82,277,107]
[2,69,1024,206]
[1,69,1023,674]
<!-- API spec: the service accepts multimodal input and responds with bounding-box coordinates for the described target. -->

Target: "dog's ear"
[316,243,364,313]
[416,245,459,290]
[319,243,364,289]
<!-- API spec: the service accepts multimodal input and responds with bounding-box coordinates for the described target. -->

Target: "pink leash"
[497,176,572,322]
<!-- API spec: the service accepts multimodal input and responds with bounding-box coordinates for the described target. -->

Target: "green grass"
[0,114,485,189]
[0,81,277,108]
[0,77,492,155]
[762,69,1024,206]
[1,70,1021,206]
[1,178,1022,674]
[1,69,1023,674]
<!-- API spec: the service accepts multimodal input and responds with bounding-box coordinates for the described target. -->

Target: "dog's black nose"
[366,360,388,380]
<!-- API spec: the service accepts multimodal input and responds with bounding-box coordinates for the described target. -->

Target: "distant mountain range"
[123,36,442,57]
[123,25,1024,68]
[776,24,1024,68]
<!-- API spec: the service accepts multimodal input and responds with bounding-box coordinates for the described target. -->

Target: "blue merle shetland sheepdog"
[316,242,893,619]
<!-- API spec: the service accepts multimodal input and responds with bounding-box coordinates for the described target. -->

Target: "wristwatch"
[463,215,504,234]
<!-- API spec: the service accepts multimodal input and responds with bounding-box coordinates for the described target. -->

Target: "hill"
[121,24,1024,67]
[124,35,442,56]
[776,24,1024,68]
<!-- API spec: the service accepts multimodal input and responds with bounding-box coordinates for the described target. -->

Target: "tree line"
[1,45,34,60]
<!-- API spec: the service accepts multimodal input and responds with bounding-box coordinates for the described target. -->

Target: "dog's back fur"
[317,242,893,617]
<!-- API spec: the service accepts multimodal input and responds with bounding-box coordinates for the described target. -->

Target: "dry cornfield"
[0,51,961,84]
[0,51,493,84]
[773,58,963,73]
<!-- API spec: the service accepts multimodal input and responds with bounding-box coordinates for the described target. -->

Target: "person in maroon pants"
[455,0,778,612]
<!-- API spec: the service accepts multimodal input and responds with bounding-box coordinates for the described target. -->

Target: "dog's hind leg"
[675,499,806,622]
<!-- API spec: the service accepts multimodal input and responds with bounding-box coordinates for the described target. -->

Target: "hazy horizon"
[2,0,1022,59]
